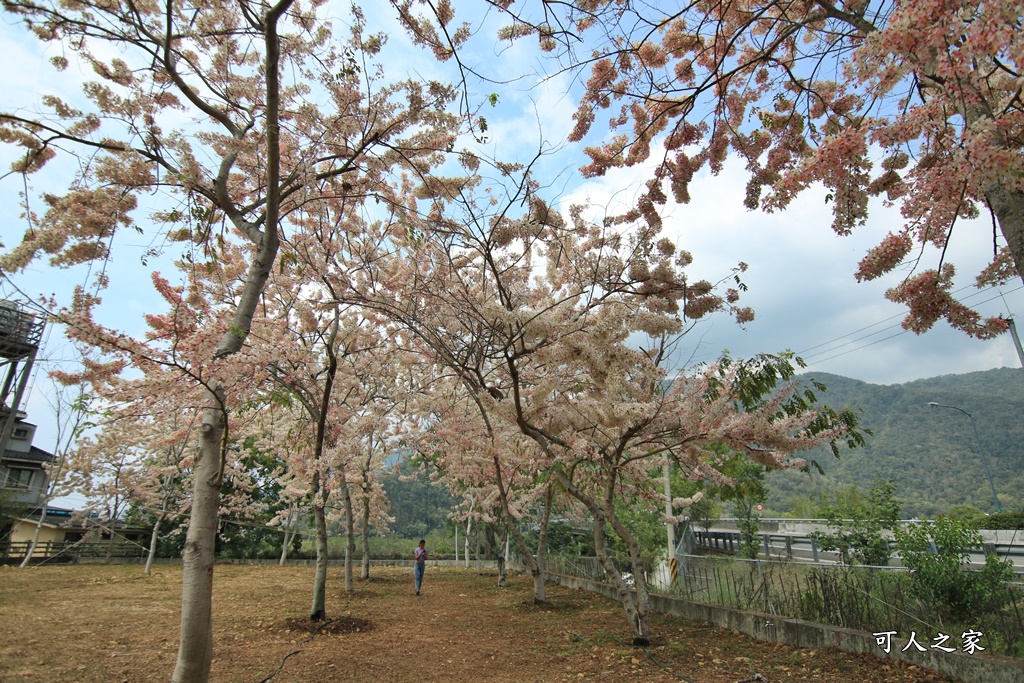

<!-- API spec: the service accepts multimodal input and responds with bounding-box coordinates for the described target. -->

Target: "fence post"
[763,534,770,558]
[811,536,819,563]
[785,536,793,559]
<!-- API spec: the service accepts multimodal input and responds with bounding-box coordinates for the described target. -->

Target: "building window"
[4,468,34,489]
[12,428,28,439]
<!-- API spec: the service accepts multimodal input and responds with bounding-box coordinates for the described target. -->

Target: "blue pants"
[414,562,425,591]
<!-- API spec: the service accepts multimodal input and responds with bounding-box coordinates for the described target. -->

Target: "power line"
[796,310,909,357]
[799,321,908,361]
[804,329,911,366]
[796,285,1024,367]
[798,284,1021,358]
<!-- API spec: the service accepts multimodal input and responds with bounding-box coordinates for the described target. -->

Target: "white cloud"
[557,152,1024,384]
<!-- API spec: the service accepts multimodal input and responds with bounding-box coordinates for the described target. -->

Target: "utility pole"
[1006,318,1024,369]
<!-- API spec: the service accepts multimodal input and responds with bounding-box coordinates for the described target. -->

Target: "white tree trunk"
[537,483,553,576]
[556,469,651,645]
[170,1,292,677]
[146,468,176,575]
[19,507,48,568]
[496,525,507,587]
[360,495,371,579]
[476,531,483,575]
[343,483,355,594]
[532,483,555,603]
[308,306,341,618]
[21,438,73,568]
[310,493,329,621]
[489,455,547,602]
[590,515,650,645]
[172,386,225,683]
[279,504,296,566]
[609,514,652,646]
[144,512,165,575]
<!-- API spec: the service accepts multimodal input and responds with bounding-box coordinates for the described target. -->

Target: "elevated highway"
[688,518,1024,570]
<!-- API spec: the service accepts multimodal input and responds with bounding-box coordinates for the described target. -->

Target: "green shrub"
[975,510,1024,530]
[606,501,666,573]
[523,520,594,557]
[812,480,901,566]
[895,517,1018,624]
[941,504,986,525]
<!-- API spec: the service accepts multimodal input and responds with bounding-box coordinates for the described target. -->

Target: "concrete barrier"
[542,570,1024,683]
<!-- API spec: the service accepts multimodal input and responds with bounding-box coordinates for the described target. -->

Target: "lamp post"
[928,402,1002,513]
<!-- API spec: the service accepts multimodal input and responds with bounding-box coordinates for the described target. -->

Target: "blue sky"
[2,4,1023,471]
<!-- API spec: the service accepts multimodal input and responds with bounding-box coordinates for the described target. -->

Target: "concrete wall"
[542,571,1024,683]
[8,520,63,546]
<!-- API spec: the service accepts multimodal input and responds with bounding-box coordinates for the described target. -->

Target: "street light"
[928,402,1002,513]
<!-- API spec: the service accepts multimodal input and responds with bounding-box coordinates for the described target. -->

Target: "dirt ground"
[0,563,960,683]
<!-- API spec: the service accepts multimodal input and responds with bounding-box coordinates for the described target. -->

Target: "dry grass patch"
[0,563,958,682]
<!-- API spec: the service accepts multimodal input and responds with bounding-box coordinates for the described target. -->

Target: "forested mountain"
[379,370,1024,526]
[766,368,1024,518]
[382,462,455,538]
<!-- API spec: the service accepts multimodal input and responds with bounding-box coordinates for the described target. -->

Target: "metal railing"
[692,529,1024,569]
[2,540,148,562]
[0,301,45,355]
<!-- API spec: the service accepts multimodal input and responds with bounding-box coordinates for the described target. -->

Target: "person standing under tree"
[413,539,428,595]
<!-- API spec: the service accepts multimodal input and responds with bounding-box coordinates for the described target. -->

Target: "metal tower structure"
[0,300,46,459]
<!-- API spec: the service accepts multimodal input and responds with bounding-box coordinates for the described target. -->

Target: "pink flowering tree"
[348,376,414,581]
[424,391,553,591]
[67,429,138,561]
[340,140,863,640]
[244,195,428,612]
[255,282,385,616]
[60,363,204,575]
[549,350,861,644]
[102,381,197,576]
[0,1,464,677]
[319,320,425,589]
[489,0,1023,338]
[136,421,194,576]
[342,154,813,636]
[243,402,307,566]
[262,296,353,618]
